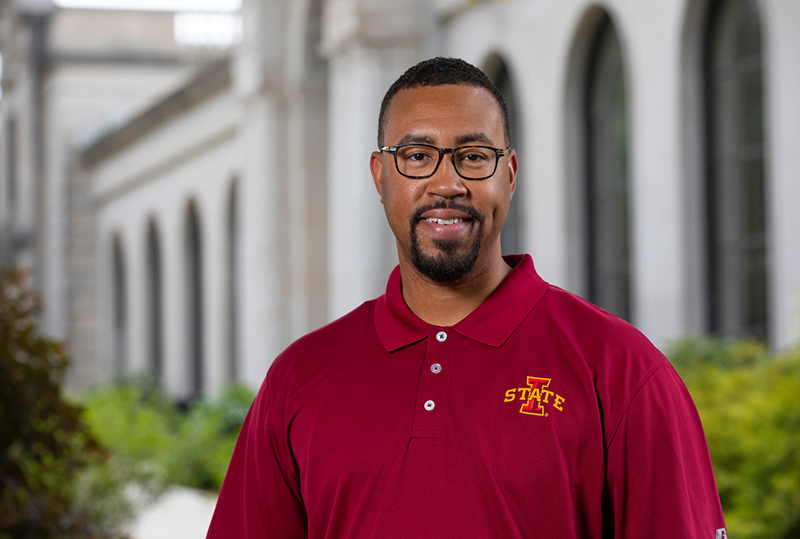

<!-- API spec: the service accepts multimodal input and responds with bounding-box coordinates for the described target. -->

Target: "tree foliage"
[670,339,800,539]
[0,268,126,539]
[79,381,254,493]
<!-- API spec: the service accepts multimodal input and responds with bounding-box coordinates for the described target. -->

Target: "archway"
[484,53,524,256]
[583,15,632,321]
[111,234,127,374]
[704,0,768,339]
[146,218,163,385]
[185,200,204,399]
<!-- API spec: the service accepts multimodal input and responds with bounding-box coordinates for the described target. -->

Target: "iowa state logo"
[504,376,565,416]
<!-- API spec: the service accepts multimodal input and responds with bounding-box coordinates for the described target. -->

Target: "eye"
[397,145,437,163]
[456,147,492,165]
[463,152,487,162]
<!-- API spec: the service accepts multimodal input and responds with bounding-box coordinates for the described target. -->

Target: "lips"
[411,201,484,228]
[409,201,485,244]
[420,209,474,227]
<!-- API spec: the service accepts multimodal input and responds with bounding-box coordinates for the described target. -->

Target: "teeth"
[425,218,465,225]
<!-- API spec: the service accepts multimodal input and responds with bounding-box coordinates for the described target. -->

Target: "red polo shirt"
[207,255,725,539]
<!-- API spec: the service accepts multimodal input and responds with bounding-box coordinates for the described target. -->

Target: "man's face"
[371,84,517,284]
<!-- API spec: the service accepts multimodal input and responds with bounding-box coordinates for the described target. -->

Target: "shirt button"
[431,363,442,374]
[424,400,435,411]
[436,331,447,342]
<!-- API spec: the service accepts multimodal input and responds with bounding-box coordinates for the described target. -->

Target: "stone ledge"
[81,56,232,167]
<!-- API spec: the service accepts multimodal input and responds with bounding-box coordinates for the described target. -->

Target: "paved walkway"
[125,487,218,539]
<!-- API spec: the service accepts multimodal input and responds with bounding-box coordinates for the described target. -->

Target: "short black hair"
[377,57,510,148]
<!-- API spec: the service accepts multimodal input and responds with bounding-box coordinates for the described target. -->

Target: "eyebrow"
[393,132,497,147]
[454,132,495,146]
[395,134,437,145]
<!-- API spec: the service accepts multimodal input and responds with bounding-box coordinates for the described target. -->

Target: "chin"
[410,240,482,284]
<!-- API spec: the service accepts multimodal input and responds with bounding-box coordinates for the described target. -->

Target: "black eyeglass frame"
[379,143,512,180]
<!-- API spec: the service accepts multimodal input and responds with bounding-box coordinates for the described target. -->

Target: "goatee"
[409,201,485,284]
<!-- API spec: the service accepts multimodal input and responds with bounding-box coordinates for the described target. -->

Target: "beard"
[409,200,486,284]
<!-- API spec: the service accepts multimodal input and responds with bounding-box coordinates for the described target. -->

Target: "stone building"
[1,0,798,400]
[0,0,225,389]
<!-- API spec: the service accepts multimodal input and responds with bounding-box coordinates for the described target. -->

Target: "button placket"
[411,328,458,437]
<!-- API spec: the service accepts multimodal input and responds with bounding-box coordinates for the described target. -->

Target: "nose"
[426,152,468,199]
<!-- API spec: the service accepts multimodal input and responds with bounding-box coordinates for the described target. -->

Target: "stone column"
[233,0,291,386]
[163,204,190,399]
[321,0,422,319]
[619,1,687,347]
[764,0,800,350]
[0,5,50,282]
[202,186,225,393]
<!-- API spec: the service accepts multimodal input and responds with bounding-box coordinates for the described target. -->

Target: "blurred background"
[0,0,798,537]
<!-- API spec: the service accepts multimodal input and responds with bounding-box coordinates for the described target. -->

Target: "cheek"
[486,185,512,222]
[381,184,412,233]
[383,180,421,215]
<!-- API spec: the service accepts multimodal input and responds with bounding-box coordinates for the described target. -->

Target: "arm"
[206,376,308,539]
[603,361,726,539]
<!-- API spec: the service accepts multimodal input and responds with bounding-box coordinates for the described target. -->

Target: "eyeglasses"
[379,143,511,180]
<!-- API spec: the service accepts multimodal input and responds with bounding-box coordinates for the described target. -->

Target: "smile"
[425,218,468,226]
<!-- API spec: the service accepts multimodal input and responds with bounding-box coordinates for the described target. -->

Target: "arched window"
[112,235,127,373]
[705,0,767,339]
[227,181,239,382]
[146,219,163,385]
[6,117,17,223]
[490,59,523,256]
[585,17,631,321]
[185,201,204,398]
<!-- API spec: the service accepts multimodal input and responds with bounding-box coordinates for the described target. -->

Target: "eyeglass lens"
[395,145,498,179]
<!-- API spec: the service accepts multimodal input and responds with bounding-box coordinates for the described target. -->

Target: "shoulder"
[530,285,670,438]
[536,285,663,365]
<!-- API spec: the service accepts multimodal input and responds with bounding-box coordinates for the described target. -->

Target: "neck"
[398,247,512,326]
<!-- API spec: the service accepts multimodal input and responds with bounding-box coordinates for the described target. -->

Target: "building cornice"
[47,50,193,66]
[80,56,231,166]
[320,0,422,57]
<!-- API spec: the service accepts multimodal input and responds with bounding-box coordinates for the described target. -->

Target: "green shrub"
[0,268,128,539]
[79,381,255,493]
[78,381,178,499]
[670,339,800,539]
[169,384,254,490]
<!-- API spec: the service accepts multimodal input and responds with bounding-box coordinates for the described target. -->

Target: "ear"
[370,151,385,203]
[507,149,519,199]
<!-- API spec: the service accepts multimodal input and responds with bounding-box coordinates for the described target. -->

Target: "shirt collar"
[374,254,550,352]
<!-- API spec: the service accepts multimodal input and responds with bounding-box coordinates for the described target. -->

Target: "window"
[3,118,18,265]
[492,60,523,256]
[186,201,204,398]
[6,118,17,221]
[147,219,163,384]
[585,18,631,321]
[227,181,239,382]
[705,0,767,339]
[112,236,127,373]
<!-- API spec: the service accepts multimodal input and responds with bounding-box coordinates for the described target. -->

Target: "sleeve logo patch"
[716,529,728,539]
[503,376,565,416]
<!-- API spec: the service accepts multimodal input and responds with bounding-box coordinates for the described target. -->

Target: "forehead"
[383,84,505,145]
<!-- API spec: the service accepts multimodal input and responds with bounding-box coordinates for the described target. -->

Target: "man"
[207,57,726,538]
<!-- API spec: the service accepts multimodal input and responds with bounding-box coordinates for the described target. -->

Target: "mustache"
[409,200,485,226]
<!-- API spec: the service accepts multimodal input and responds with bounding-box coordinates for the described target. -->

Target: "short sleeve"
[206,374,308,539]
[603,361,726,538]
